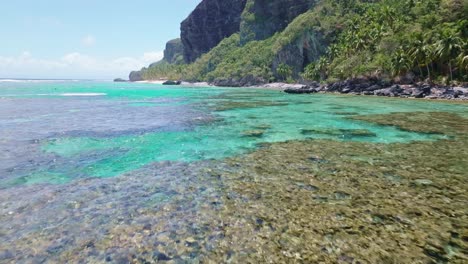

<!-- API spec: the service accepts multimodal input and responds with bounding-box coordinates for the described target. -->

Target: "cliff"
[131,0,467,85]
[163,38,184,64]
[271,11,328,79]
[180,0,247,63]
[129,71,143,82]
[240,0,315,44]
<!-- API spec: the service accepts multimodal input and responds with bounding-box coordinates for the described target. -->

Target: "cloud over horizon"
[0,51,164,79]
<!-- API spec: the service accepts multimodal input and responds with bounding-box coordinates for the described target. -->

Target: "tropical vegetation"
[140,0,467,84]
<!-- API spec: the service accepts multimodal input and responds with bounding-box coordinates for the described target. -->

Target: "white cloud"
[0,51,164,79]
[142,51,164,62]
[81,35,96,47]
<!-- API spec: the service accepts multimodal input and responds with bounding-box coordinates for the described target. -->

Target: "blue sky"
[0,0,201,79]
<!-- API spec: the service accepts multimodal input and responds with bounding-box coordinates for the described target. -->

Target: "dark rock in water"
[129,71,144,82]
[284,86,318,94]
[113,78,128,82]
[162,80,182,85]
[181,0,248,63]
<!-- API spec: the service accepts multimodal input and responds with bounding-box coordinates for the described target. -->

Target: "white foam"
[0,79,82,83]
[0,79,24,83]
[60,93,106,97]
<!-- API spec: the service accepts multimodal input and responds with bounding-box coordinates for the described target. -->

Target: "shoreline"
[254,81,468,101]
[135,79,468,101]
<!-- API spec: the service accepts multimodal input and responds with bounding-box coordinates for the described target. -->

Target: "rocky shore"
[281,78,468,100]
[132,78,468,100]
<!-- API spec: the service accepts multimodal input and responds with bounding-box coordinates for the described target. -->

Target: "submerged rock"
[300,128,377,138]
[242,130,265,138]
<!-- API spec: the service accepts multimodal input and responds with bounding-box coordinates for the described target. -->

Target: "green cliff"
[133,0,467,85]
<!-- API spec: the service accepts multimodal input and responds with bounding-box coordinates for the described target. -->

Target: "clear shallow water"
[1,81,467,187]
[1,81,468,262]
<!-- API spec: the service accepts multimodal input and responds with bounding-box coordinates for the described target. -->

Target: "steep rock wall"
[181,0,247,63]
[163,38,184,64]
[240,0,315,44]
[273,30,327,79]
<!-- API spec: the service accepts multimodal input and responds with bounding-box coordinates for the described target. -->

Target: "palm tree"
[316,57,329,80]
[277,63,293,81]
[410,33,436,80]
[391,48,412,77]
[434,24,463,81]
[410,34,426,78]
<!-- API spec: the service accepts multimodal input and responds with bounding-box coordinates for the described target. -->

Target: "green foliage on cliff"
[140,0,467,84]
[141,33,277,83]
[239,0,256,44]
[303,0,468,83]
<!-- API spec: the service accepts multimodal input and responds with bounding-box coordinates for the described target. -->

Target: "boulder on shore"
[163,80,182,85]
[284,86,319,94]
[281,77,468,100]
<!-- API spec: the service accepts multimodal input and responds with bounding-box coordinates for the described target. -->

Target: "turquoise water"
[1,80,468,263]
[1,80,467,187]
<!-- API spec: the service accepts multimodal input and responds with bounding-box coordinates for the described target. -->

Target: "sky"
[0,0,201,79]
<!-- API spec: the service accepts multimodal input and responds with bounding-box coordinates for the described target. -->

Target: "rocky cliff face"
[163,38,184,64]
[180,0,247,63]
[129,71,143,82]
[273,30,327,79]
[240,0,315,44]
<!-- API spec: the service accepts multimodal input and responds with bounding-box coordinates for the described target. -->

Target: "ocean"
[0,80,467,262]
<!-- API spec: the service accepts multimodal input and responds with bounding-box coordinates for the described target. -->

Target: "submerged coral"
[0,112,467,263]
